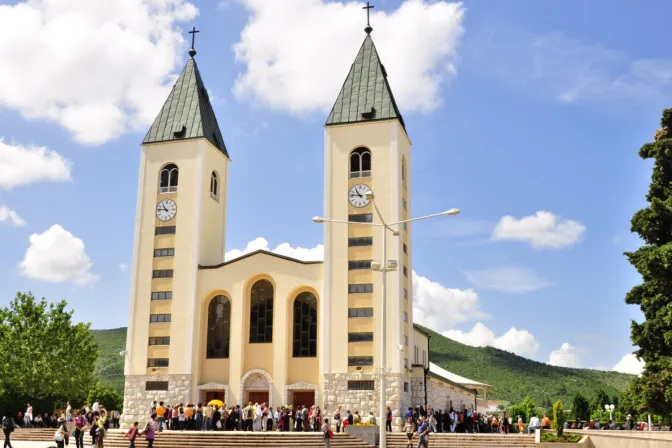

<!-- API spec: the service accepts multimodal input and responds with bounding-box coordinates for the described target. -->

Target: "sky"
[1,0,668,377]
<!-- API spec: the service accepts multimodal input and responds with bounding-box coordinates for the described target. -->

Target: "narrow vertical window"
[249,279,274,343]
[292,292,318,357]
[207,295,231,358]
[210,171,219,200]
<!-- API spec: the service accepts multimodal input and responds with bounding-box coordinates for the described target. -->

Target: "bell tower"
[122,39,230,427]
[321,23,413,428]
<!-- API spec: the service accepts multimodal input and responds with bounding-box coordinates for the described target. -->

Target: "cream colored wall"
[195,253,323,407]
[128,139,203,376]
[413,328,429,368]
[323,119,411,376]
[198,147,229,266]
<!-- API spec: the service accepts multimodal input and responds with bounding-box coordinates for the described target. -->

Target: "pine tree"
[624,108,672,423]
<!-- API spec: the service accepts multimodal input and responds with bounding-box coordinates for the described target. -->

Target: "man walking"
[416,416,430,448]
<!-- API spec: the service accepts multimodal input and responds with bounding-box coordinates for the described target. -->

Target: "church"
[121,21,488,429]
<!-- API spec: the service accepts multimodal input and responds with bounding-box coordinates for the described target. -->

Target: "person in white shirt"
[66,402,72,422]
[92,401,99,413]
[25,403,33,428]
[528,416,540,434]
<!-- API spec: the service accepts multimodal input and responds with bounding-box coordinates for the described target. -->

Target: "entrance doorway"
[292,391,315,408]
[248,391,269,404]
[205,391,225,404]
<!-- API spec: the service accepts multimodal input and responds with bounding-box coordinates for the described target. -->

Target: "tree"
[592,389,610,412]
[552,400,565,438]
[572,393,590,421]
[624,108,672,424]
[87,383,122,412]
[0,292,99,412]
[519,396,537,423]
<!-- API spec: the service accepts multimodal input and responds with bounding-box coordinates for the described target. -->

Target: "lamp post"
[313,192,459,448]
[605,404,614,420]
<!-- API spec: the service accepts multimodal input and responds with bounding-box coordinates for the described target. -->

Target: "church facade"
[121,27,481,429]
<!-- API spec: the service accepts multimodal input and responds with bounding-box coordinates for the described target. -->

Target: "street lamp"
[313,192,459,448]
[605,404,615,420]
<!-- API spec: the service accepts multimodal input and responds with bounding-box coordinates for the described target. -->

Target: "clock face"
[156,199,177,222]
[349,184,372,208]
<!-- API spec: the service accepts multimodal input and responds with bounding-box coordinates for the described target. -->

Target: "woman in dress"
[253,404,262,431]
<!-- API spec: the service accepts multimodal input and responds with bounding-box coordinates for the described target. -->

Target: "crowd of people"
[149,400,336,432]
[2,400,121,448]
[3,398,654,448]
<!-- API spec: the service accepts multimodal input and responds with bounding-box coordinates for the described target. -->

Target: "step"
[10,429,536,448]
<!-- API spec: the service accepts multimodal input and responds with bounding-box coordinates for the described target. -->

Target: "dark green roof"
[143,58,228,157]
[326,35,404,129]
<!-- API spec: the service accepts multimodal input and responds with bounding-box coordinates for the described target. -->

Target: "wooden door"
[293,391,314,408]
[205,391,225,403]
[248,391,269,404]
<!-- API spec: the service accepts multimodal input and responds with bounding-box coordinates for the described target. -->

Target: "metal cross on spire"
[363,1,374,35]
[188,26,200,58]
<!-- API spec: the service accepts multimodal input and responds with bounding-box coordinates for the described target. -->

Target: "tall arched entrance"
[240,369,273,407]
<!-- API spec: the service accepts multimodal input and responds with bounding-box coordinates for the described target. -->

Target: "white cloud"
[0,205,26,227]
[233,0,464,114]
[443,322,539,357]
[119,263,128,271]
[0,139,72,189]
[472,29,672,106]
[19,224,97,286]
[0,0,198,144]
[613,353,645,376]
[548,342,582,368]
[225,237,324,262]
[461,266,552,293]
[412,271,487,333]
[492,211,585,249]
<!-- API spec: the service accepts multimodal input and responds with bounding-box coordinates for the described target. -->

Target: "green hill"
[92,326,635,406]
[421,325,634,406]
[91,328,126,394]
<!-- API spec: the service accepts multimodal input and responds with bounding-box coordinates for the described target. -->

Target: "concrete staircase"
[10,428,372,447]
[385,432,537,448]
[11,429,538,448]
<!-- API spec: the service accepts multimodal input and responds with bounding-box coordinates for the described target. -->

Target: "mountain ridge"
[92,326,633,405]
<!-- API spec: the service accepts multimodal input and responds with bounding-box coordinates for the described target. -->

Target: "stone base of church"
[411,375,475,412]
[121,374,193,428]
[322,372,410,430]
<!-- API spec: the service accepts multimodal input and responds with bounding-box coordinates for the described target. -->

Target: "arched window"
[349,147,371,178]
[249,279,274,343]
[206,295,231,358]
[159,163,179,193]
[210,171,219,200]
[293,292,317,357]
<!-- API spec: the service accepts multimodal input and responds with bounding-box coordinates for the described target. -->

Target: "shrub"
[552,400,565,438]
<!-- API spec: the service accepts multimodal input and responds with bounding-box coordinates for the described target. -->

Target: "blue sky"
[0,0,667,375]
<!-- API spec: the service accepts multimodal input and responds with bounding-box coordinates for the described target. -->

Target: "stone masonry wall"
[410,376,475,412]
[122,374,192,428]
[426,376,475,412]
[411,377,425,407]
[323,373,409,430]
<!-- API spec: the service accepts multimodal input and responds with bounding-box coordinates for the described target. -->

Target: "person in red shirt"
[125,422,139,448]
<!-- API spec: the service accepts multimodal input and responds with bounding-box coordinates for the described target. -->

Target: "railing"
[159,186,178,193]
[349,170,371,179]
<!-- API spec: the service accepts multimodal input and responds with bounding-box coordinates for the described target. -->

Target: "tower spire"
[363,1,374,35]
[188,26,200,58]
